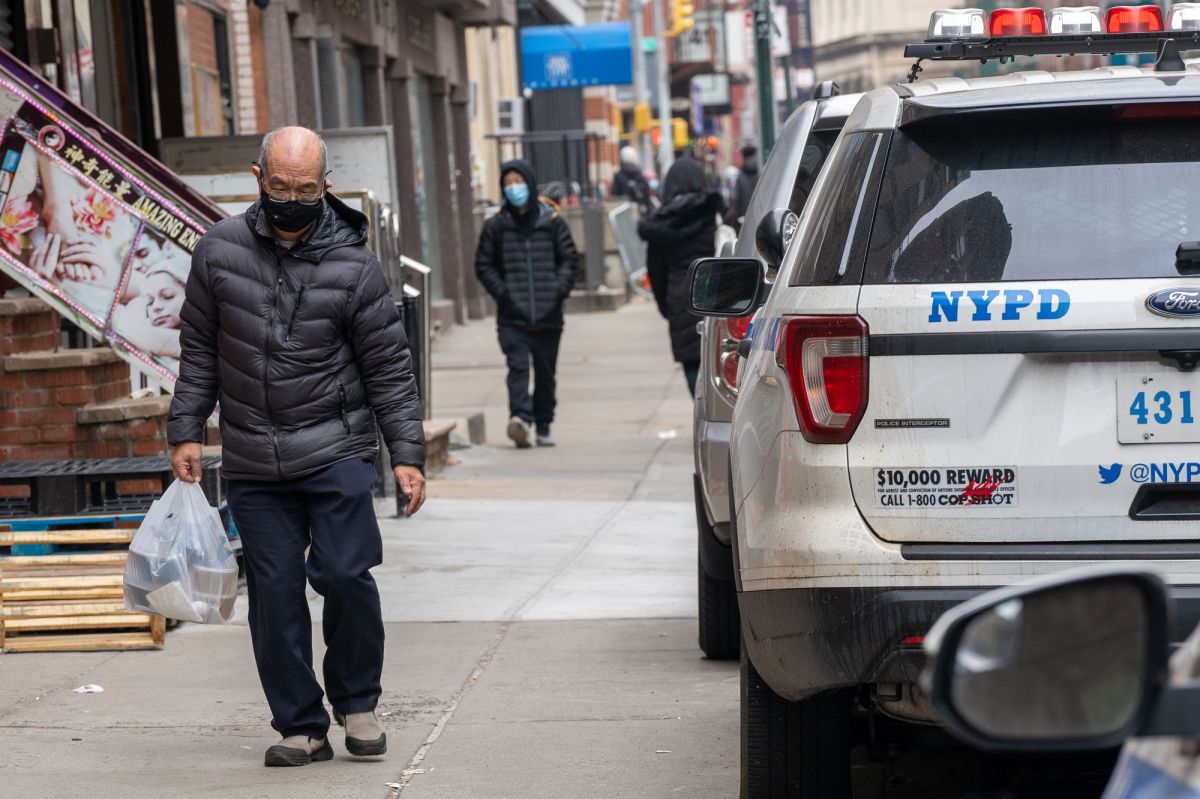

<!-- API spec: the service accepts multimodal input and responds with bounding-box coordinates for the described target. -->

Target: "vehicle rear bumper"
[740,584,1200,702]
[694,417,731,531]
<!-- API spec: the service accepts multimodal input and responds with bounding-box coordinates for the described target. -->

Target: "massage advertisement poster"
[0,71,220,386]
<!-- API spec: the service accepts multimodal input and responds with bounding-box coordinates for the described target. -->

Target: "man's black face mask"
[259,185,324,234]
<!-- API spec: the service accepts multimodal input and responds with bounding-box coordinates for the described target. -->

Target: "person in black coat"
[725,144,761,232]
[475,159,579,448]
[168,126,424,767]
[611,146,652,214]
[637,157,725,396]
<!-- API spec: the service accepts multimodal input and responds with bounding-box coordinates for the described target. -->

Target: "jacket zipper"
[265,254,283,479]
[524,239,536,323]
[337,382,350,434]
[286,285,305,342]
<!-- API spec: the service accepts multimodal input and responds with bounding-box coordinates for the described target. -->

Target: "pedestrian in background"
[475,159,579,448]
[169,126,426,768]
[611,145,652,215]
[637,156,725,396]
[724,144,761,233]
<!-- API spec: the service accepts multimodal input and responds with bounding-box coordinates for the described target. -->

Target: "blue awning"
[521,23,633,91]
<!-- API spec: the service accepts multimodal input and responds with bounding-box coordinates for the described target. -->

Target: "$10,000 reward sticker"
[874,467,1018,509]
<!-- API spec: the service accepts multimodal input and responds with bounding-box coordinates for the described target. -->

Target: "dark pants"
[227,457,384,739]
[498,326,562,428]
[682,360,700,397]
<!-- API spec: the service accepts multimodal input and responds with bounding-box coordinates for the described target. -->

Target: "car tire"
[741,647,853,799]
[699,557,740,660]
[695,476,740,660]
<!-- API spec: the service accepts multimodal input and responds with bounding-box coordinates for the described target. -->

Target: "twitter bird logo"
[1098,464,1122,485]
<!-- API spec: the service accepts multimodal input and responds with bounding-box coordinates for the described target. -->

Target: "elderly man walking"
[168,126,426,767]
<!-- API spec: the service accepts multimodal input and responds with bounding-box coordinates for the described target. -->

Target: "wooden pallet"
[0,529,165,653]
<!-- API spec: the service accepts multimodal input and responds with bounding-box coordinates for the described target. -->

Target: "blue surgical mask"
[504,183,530,208]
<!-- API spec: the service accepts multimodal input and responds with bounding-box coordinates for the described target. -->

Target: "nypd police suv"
[690,5,1200,795]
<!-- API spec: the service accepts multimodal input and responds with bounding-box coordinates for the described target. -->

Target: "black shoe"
[535,426,555,447]
[264,736,334,767]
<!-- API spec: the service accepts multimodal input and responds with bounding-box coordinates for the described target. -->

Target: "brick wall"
[247,3,270,132]
[0,299,169,464]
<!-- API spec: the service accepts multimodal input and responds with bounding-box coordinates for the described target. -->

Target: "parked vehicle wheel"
[741,647,852,799]
[698,554,740,659]
[695,478,739,660]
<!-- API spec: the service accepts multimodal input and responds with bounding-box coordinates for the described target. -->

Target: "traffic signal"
[667,0,695,37]
[672,118,688,149]
[634,102,653,133]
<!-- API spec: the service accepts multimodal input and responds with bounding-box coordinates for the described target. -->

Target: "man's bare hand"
[171,442,203,483]
[394,465,426,516]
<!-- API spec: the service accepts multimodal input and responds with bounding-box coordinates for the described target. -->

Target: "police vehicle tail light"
[1106,5,1164,32]
[775,316,869,445]
[927,8,987,40]
[1048,6,1103,34]
[715,314,753,397]
[1169,3,1200,30]
[989,7,1047,36]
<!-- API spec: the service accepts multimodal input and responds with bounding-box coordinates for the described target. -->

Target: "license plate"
[1117,374,1200,444]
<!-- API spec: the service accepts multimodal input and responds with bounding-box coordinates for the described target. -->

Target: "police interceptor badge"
[875,467,1017,509]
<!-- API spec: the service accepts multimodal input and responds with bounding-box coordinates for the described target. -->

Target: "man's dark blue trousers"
[227,456,384,739]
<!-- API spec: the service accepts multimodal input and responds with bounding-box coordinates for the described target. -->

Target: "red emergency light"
[989,7,1047,36]
[1107,5,1165,33]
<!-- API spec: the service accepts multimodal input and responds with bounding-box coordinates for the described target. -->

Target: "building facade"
[0,0,515,325]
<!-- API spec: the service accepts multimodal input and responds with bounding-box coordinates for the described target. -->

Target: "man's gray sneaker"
[264,735,333,767]
[335,711,388,757]
[536,426,555,447]
[507,416,532,449]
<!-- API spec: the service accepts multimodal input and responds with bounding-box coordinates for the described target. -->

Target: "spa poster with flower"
[0,82,211,385]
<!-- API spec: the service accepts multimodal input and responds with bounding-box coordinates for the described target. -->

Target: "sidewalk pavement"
[0,299,738,799]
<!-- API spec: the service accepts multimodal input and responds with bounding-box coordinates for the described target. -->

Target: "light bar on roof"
[1049,6,1103,34]
[927,8,987,40]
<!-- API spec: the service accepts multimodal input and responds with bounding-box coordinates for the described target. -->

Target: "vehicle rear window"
[863,109,1200,284]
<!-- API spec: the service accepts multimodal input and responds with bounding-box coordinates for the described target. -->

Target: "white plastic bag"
[123,480,238,624]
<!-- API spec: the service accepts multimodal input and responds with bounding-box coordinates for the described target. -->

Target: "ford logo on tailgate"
[1147,288,1200,317]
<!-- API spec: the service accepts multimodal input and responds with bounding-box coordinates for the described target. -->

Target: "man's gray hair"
[257,127,328,177]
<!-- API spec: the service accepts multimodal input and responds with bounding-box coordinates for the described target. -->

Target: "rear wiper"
[1176,241,1200,275]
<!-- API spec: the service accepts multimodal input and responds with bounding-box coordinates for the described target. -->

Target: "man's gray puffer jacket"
[167,193,425,481]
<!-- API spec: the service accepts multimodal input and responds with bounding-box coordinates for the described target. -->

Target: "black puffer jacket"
[475,160,578,331]
[638,158,724,364]
[168,193,425,481]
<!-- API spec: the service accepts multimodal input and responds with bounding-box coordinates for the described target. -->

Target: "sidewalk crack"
[385,621,509,797]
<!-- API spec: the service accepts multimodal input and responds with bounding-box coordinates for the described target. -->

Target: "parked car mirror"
[923,567,1172,752]
[688,257,764,317]
[755,208,799,271]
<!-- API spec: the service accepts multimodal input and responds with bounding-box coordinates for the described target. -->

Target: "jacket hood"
[246,191,368,263]
[637,190,724,245]
[500,159,538,195]
[741,155,760,175]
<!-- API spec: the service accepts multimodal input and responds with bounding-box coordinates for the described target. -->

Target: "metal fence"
[488,130,606,203]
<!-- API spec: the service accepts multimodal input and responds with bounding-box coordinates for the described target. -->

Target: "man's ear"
[251,164,262,181]
[324,178,332,191]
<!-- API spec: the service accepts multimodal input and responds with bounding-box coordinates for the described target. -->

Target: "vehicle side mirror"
[755,208,800,271]
[923,567,1171,752]
[688,257,765,317]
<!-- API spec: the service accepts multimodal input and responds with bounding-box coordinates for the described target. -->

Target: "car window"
[789,131,885,287]
[864,108,1200,284]
[787,131,839,216]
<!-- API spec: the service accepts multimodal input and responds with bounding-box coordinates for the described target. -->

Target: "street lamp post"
[652,0,674,175]
[753,0,775,154]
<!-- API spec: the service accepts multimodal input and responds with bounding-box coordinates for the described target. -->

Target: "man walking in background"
[475,159,578,449]
[611,145,652,215]
[725,143,761,233]
[168,126,426,768]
